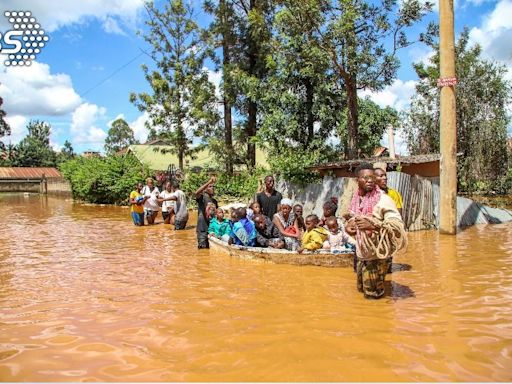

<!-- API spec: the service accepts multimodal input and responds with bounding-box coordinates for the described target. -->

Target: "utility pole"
[439,0,457,234]
[387,125,396,159]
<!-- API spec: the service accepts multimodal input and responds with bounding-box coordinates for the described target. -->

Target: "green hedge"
[60,154,151,205]
[60,154,268,206]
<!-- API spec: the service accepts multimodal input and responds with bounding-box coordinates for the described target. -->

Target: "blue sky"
[0,0,511,154]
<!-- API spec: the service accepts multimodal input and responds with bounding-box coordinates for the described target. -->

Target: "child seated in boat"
[253,214,285,249]
[247,201,261,221]
[322,216,356,253]
[319,198,345,232]
[231,207,257,247]
[208,208,231,242]
[293,204,306,234]
[298,214,329,253]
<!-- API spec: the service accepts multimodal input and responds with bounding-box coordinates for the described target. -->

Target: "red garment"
[350,187,381,217]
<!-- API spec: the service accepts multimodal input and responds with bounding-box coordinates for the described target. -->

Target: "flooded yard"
[0,193,511,381]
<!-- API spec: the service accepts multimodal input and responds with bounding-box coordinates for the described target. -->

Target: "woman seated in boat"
[208,208,231,242]
[253,214,285,249]
[322,216,355,253]
[231,207,257,247]
[298,214,329,253]
[272,198,301,251]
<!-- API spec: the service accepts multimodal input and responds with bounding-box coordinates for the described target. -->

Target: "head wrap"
[280,198,293,207]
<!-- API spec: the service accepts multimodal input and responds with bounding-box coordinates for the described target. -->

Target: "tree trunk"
[305,77,314,147]
[246,0,257,169]
[221,0,234,175]
[346,76,358,159]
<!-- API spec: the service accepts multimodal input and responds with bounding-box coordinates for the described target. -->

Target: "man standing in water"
[374,167,403,217]
[345,163,407,299]
[256,175,282,219]
[195,176,218,248]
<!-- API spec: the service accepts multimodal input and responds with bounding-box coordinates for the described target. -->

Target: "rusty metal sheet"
[0,167,62,179]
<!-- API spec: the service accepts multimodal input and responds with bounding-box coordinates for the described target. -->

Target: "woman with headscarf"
[272,198,301,251]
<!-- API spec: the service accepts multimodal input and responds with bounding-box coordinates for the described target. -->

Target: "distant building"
[82,151,101,158]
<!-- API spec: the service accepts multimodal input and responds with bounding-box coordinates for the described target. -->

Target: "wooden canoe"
[208,236,354,267]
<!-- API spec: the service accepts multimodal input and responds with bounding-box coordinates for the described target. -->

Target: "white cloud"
[70,103,107,148]
[469,0,512,66]
[1,114,27,144]
[0,62,82,116]
[0,0,144,32]
[358,79,417,112]
[129,112,150,143]
[102,16,126,35]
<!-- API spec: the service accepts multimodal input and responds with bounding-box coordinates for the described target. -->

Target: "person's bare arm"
[272,215,288,237]
[195,176,216,198]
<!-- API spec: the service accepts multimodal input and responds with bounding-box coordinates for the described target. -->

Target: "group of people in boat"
[202,176,356,255]
[129,164,406,299]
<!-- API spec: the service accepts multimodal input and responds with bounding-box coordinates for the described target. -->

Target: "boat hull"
[208,237,354,268]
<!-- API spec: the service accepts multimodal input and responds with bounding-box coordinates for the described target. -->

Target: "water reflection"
[0,193,511,381]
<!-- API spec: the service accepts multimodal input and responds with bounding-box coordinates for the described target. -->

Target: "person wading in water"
[195,176,218,249]
[345,163,407,299]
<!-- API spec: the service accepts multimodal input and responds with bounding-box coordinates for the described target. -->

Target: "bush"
[60,154,151,205]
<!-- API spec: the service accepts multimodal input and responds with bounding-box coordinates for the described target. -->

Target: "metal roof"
[0,167,62,179]
[310,154,441,170]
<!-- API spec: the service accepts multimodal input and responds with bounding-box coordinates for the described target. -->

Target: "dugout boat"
[208,236,354,268]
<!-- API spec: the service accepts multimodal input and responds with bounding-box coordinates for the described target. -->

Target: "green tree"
[131,0,219,170]
[60,153,151,205]
[0,97,11,151]
[229,0,275,168]
[204,0,240,174]
[13,120,57,167]
[339,97,398,157]
[104,118,136,155]
[282,0,433,159]
[402,28,512,192]
[57,140,76,163]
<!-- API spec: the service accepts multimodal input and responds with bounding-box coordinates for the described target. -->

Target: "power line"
[80,51,145,98]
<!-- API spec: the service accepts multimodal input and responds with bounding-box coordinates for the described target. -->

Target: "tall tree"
[0,97,11,151]
[12,120,57,167]
[57,140,76,163]
[403,28,512,192]
[131,0,219,170]
[204,0,240,174]
[283,0,434,158]
[230,0,274,168]
[104,118,137,155]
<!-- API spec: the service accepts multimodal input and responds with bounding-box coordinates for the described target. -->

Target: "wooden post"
[439,0,457,234]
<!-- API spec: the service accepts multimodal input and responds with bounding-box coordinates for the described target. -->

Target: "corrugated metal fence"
[278,172,512,231]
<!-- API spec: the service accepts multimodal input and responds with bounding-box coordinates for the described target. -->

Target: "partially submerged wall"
[277,172,512,231]
[0,177,72,196]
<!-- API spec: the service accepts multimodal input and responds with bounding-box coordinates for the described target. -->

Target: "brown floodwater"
[0,193,511,382]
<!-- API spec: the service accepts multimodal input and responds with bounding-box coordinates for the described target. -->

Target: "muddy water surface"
[0,193,511,381]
